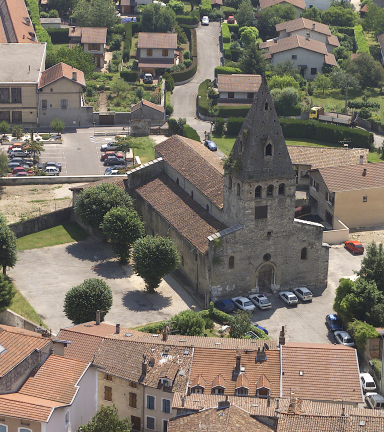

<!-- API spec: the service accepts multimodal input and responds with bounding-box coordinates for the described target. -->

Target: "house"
[309,162,384,229]
[38,62,93,127]
[260,35,337,80]
[287,146,369,187]
[119,0,152,14]
[0,0,37,43]
[302,0,332,10]
[40,18,61,29]
[0,43,46,125]
[259,0,306,17]
[378,32,384,66]
[211,0,223,8]
[131,99,166,125]
[275,18,339,52]
[217,74,262,105]
[137,33,178,75]
[68,26,108,68]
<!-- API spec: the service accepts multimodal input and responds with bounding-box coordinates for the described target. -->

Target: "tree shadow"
[91,260,129,280]
[122,290,172,312]
[65,239,113,262]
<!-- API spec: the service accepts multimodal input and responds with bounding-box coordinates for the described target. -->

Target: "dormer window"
[212,387,225,394]
[159,378,172,390]
[235,387,248,396]
[256,387,270,398]
[191,386,204,394]
[265,143,272,157]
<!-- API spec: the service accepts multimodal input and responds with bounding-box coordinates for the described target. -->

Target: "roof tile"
[276,18,331,36]
[218,74,262,93]
[259,0,305,10]
[138,32,177,49]
[39,62,86,88]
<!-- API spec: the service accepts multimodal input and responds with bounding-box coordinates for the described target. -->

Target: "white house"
[217,74,262,105]
[69,26,107,68]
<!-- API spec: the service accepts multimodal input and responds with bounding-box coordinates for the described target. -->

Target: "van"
[365,393,384,409]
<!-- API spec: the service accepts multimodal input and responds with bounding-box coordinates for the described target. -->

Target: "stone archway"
[256,263,276,292]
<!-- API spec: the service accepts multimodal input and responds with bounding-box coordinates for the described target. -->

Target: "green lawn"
[133,136,156,164]
[17,221,88,251]
[9,289,47,328]
[52,43,69,53]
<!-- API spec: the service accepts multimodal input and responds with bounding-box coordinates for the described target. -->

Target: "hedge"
[222,6,237,17]
[138,321,166,333]
[275,104,302,117]
[347,100,380,110]
[231,49,241,61]
[176,15,199,25]
[170,28,197,82]
[120,69,139,82]
[279,119,373,149]
[123,22,133,62]
[224,49,232,60]
[222,23,231,43]
[214,66,242,77]
[46,27,69,44]
[354,24,370,54]
[333,26,355,36]
[227,117,245,135]
[201,0,212,16]
[183,124,200,141]
[228,24,239,34]
[25,0,53,53]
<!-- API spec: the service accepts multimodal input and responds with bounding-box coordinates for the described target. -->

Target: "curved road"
[171,22,221,139]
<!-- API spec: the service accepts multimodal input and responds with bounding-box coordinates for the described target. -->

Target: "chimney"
[235,355,241,374]
[116,323,120,334]
[72,26,76,32]
[360,155,364,164]
[279,326,285,346]
[363,168,367,176]
[312,23,315,30]
[142,361,148,377]
[256,346,267,362]
[218,400,231,410]
[344,143,348,149]
[96,310,100,325]
[162,325,168,342]
[72,71,77,81]
[306,36,310,41]
[50,347,54,355]
[274,38,278,43]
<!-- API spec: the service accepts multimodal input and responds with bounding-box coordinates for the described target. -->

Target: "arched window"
[301,247,307,260]
[176,177,179,185]
[191,190,194,199]
[265,102,269,110]
[228,176,232,189]
[228,256,234,269]
[255,186,261,198]
[237,184,240,196]
[267,185,273,197]
[265,143,272,156]
[278,183,285,196]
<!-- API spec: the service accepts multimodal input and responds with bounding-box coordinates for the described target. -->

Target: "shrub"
[40,11,49,18]
[182,124,200,140]
[171,310,205,336]
[231,49,242,62]
[176,15,199,25]
[110,34,123,51]
[138,321,167,334]
[228,23,239,34]
[347,100,380,110]
[209,9,224,20]
[167,118,178,134]
[201,0,212,16]
[222,23,231,43]
[348,320,379,352]
[166,103,174,116]
[224,48,232,60]
[184,58,192,68]
[120,69,139,82]
[48,9,59,17]
[41,134,51,140]
[183,50,191,59]
[169,0,185,15]
[354,24,370,54]
[359,107,372,119]
[333,26,355,36]
[214,117,225,135]
[214,66,242,77]
[222,6,237,17]
[208,307,232,324]
[170,57,197,82]
[218,105,250,117]
[227,117,244,135]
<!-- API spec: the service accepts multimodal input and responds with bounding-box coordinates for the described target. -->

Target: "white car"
[44,166,60,176]
[334,330,355,347]
[232,296,255,311]
[279,291,298,306]
[248,294,271,310]
[201,16,209,25]
[360,373,376,393]
[293,287,313,302]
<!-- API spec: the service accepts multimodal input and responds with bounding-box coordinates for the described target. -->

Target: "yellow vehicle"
[309,106,358,126]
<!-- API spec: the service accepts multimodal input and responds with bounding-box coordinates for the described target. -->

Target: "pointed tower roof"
[227,78,295,182]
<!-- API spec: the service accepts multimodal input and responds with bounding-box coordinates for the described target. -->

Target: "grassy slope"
[134,136,156,164]
[9,290,47,328]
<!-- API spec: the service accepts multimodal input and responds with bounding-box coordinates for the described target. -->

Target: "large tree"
[64,278,113,324]
[47,0,76,16]
[24,140,45,162]
[140,3,176,33]
[132,236,180,292]
[54,46,95,79]
[101,207,145,263]
[356,242,384,292]
[347,53,384,89]
[72,0,120,30]
[235,0,255,28]
[229,310,252,338]
[300,6,322,22]
[257,3,296,40]
[321,6,357,27]
[78,404,131,432]
[74,183,133,230]
[239,41,266,75]
[0,220,17,275]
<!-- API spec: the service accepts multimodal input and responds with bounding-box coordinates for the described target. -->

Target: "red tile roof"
[58,329,103,363]
[324,53,337,66]
[0,394,60,422]
[68,26,107,44]
[218,74,262,93]
[135,173,226,253]
[259,0,305,10]
[276,18,331,36]
[260,35,328,55]
[361,3,369,12]
[281,343,363,403]
[327,34,340,47]
[0,0,37,43]
[39,62,86,88]
[131,99,165,113]
[138,32,177,49]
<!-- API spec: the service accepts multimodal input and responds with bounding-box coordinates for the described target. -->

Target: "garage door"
[99,114,114,125]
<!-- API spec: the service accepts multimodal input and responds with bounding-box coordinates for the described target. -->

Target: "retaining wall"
[323,217,349,245]
[0,174,126,186]
[0,309,45,332]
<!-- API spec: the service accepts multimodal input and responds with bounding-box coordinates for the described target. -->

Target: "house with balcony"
[137,32,177,75]
[69,26,107,68]
[217,74,262,105]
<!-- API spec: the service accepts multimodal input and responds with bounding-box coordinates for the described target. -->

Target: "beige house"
[69,27,107,68]
[276,18,339,52]
[259,0,306,17]
[260,35,337,80]
[309,162,384,229]
[137,33,178,75]
[0,43,46,125]
[38,62,92,127]
[217,74,262,105]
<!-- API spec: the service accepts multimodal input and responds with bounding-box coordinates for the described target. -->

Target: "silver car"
[293,287,313,302]
[279,291,298,306]
[334,330,355,347]
[248,293,271,310]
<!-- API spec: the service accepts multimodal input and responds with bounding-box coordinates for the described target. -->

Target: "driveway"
[8,237,197,334]
[171,22,221,140]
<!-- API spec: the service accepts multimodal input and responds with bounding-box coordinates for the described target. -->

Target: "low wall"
[0,309,44,332]
[0,174,125,186]
[9,207,73,238]
[323,217,349,245]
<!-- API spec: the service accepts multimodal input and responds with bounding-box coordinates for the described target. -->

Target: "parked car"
[44,166,60,176]
[279,291,298,306]
[248,293,271,310]
[8,161,22,170]
[143,73,153,84]
[255,324,268,335]
[201,15,209,25]
[9,150,30,158]
[12,167,25,175]
[325,314,343,332]
[360,373,377,393]
[214,299,236,313]
[231,296,256,311]
[365,393,384,409]
[101,151,124,161]
[7,143,23,152]
[11,157,33,167]
[104,156,126,166]
[100,142,119,152]
[345,240,364,254]
[104,166,125,175]
[204,140,217,151]
[334,330,355,347]
[9,171,28,177]
[292,287,313,302]
[37,161,62,172]
[227,15,235,24]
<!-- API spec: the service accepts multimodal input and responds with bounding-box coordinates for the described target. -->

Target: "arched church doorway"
[257,263,275,292]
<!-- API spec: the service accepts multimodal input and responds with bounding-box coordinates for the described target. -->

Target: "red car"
[345,240,364,254]
[101,151,124,161]
[227,15,236,24]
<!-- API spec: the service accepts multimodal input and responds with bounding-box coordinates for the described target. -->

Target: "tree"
[0,121,9,136]
[0,274,15,312]
[236,0,255,28]
[168,0,185,15]
[24,140,45,162]
[348,320,379,352]
[78,405,131,432]
[321,6,357,27]
[229,310,252,338]
[269,59,301,78]
[141,3,176,33]
[314,74,332,94]
[55,46,95,79]
[239,26,259,46]
[0,221,17,275]
[257,3,296,40]
[132,236,180,292]
[48,9,60,17]
[12,125,23,139]
[64,278,113,324]
[363,3,384,36]
[163,72,175,93]
[329,68,359,94]
[347,53,384,89]
[50,118,65,136]
[171,310,205,336]
[239,41,266,75]
[0,154,8,177]
[270,86,299,114]
[74,183,133,230]
[101,208,145,263]
[300,6,322,22]
[72,0,120,30]
[114,135,143,163]
[47,0,76,16]
[356,242,384,292]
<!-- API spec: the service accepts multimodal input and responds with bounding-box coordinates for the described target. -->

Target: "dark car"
[104,156,126,166]
[326,314,343,332]
[10,157,33,167]
[255,324,268,335]
[214,299,236,313]
[204,140,217,151]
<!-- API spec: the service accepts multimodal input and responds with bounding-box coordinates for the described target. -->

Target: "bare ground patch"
[349,226,384,245]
